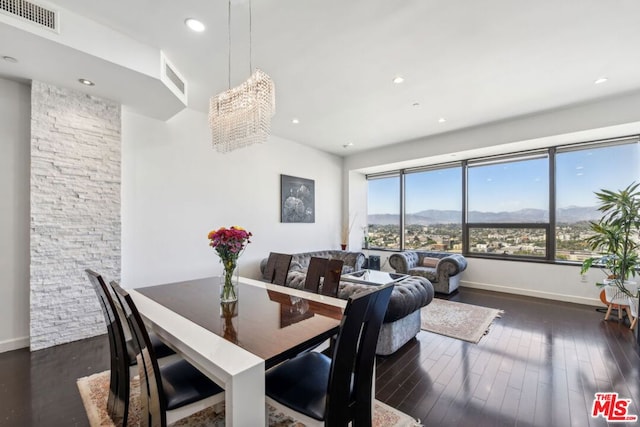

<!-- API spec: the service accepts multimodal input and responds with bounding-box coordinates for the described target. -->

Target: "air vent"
[0,0,57,31]
[160,52,188,105]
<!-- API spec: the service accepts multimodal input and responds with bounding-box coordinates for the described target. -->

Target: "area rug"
[77,371,422,427]
[420,298,503,343]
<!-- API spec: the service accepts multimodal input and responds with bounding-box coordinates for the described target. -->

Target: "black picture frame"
[280,174,315,223]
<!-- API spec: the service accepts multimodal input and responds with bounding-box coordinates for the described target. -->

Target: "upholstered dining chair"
[265,282,394,426]
[304,257,344,297]
[110,281,225,427]
[86,270,129,425]
[264,252,293,286]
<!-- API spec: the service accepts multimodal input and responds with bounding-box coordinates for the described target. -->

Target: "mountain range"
[368,206,599,225]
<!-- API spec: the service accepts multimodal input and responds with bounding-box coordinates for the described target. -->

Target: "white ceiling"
[2,0,640,155]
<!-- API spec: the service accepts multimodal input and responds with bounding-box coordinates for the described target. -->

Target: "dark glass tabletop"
[137,277,342,368]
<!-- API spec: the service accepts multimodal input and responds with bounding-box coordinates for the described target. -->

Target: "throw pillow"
[422,257,439,268]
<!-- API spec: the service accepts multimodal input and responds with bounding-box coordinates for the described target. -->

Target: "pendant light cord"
[249,0,253,74]
[227,0,231,89]
[227,0,253,87]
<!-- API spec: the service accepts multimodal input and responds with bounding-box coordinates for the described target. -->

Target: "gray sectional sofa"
[259,250,434,355]
[389,251,467,294]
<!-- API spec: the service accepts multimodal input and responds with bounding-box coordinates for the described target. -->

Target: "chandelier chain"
[227,0,231,89]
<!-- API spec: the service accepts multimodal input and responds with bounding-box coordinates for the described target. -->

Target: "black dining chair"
[110,281,225,427]
[87,270,176,361]
[304,257,328,293]
[86,269,129,426]
[86,270,180,425]
[264,252,293,286]
[304,257,343,297]
[320,258,343,298]
[265,282,394,426]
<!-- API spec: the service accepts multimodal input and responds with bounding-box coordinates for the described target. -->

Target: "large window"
[366,136,640,263]
[367,174,400,250]
[404,166,462,252]
[467,154,549,258]
[555,142,640,261]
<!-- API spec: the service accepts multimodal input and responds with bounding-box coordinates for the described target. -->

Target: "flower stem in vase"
[221,265,238,302]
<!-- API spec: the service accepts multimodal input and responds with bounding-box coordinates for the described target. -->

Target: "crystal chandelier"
[209,0,275,153]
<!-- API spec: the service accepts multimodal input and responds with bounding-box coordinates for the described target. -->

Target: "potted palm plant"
[580,182,640,319]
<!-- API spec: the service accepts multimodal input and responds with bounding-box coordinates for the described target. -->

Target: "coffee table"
[341,269,408,286]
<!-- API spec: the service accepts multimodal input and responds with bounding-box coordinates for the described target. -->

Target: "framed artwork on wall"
[281,174,315,223]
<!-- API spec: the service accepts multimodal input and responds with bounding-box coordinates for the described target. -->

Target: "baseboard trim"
[461,280,602,307]
[0,336,29,353]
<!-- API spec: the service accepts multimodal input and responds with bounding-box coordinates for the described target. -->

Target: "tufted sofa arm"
[388,251,419,273]
[436,253,467,279]
[389,251,467,294]
[338,276,433,322]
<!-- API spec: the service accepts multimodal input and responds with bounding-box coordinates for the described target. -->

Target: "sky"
[368,143,640,215]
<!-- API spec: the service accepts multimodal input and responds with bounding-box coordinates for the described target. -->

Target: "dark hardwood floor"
[1,287,639,426]
[377,288,640,427]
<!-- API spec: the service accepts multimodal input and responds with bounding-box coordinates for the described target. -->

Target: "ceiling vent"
[0,0,57,31]
[160,52,188,106]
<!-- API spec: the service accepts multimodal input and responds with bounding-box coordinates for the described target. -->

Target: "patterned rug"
[77,370,422,427]
[421,298,503,343]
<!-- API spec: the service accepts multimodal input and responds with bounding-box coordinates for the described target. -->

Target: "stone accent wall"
[30,81,121,351]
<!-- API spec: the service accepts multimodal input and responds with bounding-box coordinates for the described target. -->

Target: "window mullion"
[400,171,405,251]
[548,147,556,261]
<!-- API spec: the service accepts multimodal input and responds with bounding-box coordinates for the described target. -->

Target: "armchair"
[389,251,467,294]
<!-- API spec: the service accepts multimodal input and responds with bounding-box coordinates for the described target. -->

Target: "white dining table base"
[129,289,266,426]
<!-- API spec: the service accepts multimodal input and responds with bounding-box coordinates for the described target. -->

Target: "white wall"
[122,108,344,288]
[0,78,30,352]
[346,171,368,249]
[345,91,640,306]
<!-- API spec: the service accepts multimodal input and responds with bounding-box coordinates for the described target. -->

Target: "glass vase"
[220,265,239,303]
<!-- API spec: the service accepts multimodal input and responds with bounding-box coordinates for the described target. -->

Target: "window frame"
[365,135,640,263]
[366,172,402,251]
[464,150,552,261]
[402,163,463,253]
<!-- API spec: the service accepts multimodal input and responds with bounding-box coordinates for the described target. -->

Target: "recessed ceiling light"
[343,142,354,148]
[291,118,300,124]
[78,78,95,86]
[2,55,17,63]
[185,18,206,32]
[438,117,446,123]
[412,102,420,107]
[594,77,608,84]
[393,76,404,84]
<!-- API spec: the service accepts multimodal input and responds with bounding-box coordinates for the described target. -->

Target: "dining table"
[128,276,346,427]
